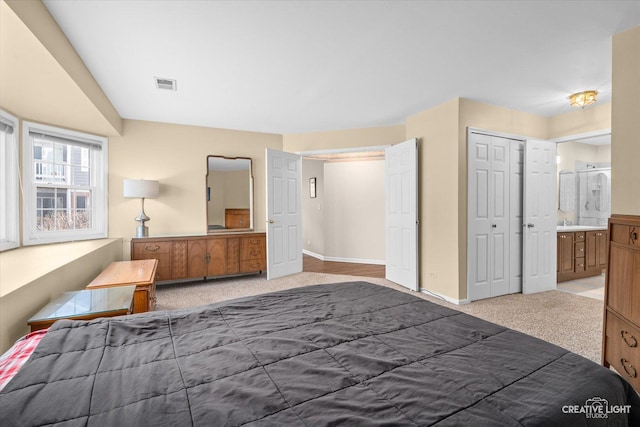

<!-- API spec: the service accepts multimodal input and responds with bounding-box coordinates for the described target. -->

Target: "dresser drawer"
[241,236,266,260]
[575,257,585,272]
[133,241,171,256]
[241,259,266,273]
[574,241,585,257]
[605,310,640,390]
[575,231,586,242]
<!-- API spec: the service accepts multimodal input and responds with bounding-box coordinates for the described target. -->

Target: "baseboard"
[420,288,469,305]
[302,250,325,260]
[302,250,385,266]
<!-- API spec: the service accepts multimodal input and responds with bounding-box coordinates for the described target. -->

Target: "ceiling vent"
[154,77,177,91]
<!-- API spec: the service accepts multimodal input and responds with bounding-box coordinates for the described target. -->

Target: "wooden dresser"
[602,214,640,392]
[225,208,250,229]
[131,232,266,283]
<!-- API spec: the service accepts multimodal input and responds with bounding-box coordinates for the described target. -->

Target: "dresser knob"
[621,330,638,348]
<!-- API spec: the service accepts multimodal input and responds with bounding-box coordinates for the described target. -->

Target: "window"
[22,122,107,245]
[0,110,19,251]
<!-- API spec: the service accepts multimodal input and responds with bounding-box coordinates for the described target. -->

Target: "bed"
[1,281,638,426]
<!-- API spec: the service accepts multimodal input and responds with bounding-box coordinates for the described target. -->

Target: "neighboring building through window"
[0,110,19,251]
[22,121,107,245]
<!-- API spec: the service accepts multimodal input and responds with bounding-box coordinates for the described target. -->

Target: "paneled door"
[523,139,557,293]
[385,139,418,291]
[266,149,302,280]
[468,132,513,301]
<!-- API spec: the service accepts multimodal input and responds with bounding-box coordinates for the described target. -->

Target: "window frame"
[22,121,108,245]
[0,110,20,251]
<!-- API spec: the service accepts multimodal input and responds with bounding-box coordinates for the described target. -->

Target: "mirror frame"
[206,155,254,233]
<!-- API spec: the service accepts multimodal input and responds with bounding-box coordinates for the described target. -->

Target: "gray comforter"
[1,281,639,426]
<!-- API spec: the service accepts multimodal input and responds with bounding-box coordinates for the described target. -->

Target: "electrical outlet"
[307,240,311,245]
[429,272,437,279]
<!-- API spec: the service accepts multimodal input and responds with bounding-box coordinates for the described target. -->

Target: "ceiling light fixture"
[569,90,598,109]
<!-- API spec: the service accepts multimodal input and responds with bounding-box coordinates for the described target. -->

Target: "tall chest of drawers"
[602,214,640,392]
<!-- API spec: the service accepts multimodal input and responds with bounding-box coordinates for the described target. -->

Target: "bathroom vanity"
[557,225,608,282]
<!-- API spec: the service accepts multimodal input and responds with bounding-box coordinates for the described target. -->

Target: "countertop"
[556,225,607,232]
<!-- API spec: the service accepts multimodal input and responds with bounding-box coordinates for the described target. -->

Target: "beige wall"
[548,102,611,139]
[406,99,460,299]
[611,25,640,215]
[283,125,405,153]
[2,0,121,136]
[109,119,282,257]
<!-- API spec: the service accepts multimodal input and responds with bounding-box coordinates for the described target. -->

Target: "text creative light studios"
[562,397,632,420]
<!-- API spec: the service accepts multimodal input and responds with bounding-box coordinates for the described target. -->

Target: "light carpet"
[156,272,604,363]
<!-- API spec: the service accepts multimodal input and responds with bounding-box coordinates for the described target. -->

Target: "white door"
[467,133,512,300]
[266,149,302,280]
[523,139,557,294]
[385,138,418,291]
[509,141,525,293]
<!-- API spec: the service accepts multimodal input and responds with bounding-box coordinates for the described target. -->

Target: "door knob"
[267,219,274,224]
[527,223,535,228]
[491,224,497,228]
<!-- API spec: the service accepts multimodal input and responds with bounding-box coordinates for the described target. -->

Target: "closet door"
[509,141,524,293]
[522,139,557,294]
[468,132,511,301]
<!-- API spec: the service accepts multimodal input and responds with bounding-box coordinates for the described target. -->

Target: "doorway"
[553,129,611,301]
[300,147,387,267]
[288,139,419,291]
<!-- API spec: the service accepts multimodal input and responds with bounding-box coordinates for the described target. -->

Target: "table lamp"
[123,179,159,237]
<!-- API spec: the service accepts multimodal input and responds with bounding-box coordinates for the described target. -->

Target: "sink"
[556,225,606,231]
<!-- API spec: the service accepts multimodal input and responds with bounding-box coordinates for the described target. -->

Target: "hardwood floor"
[303,254,385,278]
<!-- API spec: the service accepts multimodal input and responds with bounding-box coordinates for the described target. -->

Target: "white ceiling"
[42,0,640,135]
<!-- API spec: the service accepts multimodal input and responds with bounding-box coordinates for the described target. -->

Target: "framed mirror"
[206,156,253,233]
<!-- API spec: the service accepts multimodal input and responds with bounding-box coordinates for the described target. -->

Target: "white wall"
[302,159,325,256]
[556,141,611,224]
[207,170,251,226]
[323,160,385,262]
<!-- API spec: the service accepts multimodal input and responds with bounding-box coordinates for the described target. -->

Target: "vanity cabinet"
[586,230,608,271]
[602,215,640,392]
[131,232,266,283]
[557,228,608,282]
[557,233,574,275]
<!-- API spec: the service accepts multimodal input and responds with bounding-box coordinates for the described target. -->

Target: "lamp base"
[136,225,149,238]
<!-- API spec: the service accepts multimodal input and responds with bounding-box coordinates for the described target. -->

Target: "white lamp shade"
[123,179,159,198]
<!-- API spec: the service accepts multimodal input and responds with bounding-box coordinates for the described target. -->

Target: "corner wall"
[406,99,461,299]
[611,25,640,215]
